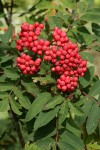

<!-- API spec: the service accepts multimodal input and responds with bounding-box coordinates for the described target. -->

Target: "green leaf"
[0,24,14,43]
[43,95,64,110]
[34,106,59,130]
[13,87,31,109]
[4,68,20,80]
[0,75,5,82]
[69,102,84,117]
[25,142,40,150]
[82,99,94,120]
[59,114,67,127]
[79,66,94,88]
[58,140,76,150]
[59,100,68,115]
[0,92,8,99]
[89,80,100,98]
[21,80,40,97]
[0,82,13,92]
[0,55,14,64]
[77,0,88,16]
[49,16,63,29]
[35,1,56,9]
[71,28,85,44]
[33,121,56,141]
[0,112,9,120]
[92,23,100,36]
[66,119,81,137]
[86,103,100,134]
[0,99,9,112]
[79,52,94,65]
[25,92,52,122]
[36,138,55,149]
[60,0,75,9]
[25,16,34,24]
[60,131,84,150]
[75,97,94,126]
[38,62,50,75]
[0,43,16,51]
[92,45,100,52]
[88,143,100,149]
[10,96,22,115]
[77,31,94,46]
[81,8,100,23]
[59,101,69,126]
[56,11,70,25]
[0,21,3,26]
[32,75,55,85]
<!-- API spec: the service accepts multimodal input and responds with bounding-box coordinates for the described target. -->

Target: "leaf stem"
[55,113,59,149]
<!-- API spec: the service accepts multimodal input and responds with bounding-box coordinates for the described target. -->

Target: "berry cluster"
[15,23,87,92]
[43,27,87,92]
[57,75,78,92]
[53,27,69,47]
[16,53,41,75]
[15,22,48,75]
[15,22,50,55]
[32,39,50,55]
[15,22,44,52]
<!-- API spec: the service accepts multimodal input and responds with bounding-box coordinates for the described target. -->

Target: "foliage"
[0,0,100,150]
[25,142,40,150]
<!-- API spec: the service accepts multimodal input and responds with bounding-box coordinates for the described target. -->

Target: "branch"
[9,0,14,24]
[0,0,9,26]
[77,85,100,105]
[9,108,25,148]
[82,91,100,105]
[55,113,59,148]
[8,78,20,98]
[8,78,25,148]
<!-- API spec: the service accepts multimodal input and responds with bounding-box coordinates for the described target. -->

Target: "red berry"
[61,85,67,91]
[25,55,31,61]
[31,66,36,71]
[23,70,27,74]
[57,84,61,90]
[20,65,26,70]
[16,57,21,63]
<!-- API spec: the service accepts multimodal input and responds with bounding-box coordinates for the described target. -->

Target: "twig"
[9,108,25,148]
[82,91,100,105]
[77,85,100,105]
[8,78,20,98]
[0,0,9,26]
[0,0,14,26]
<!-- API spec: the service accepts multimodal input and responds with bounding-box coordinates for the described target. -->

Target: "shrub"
[0,0,100,150]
